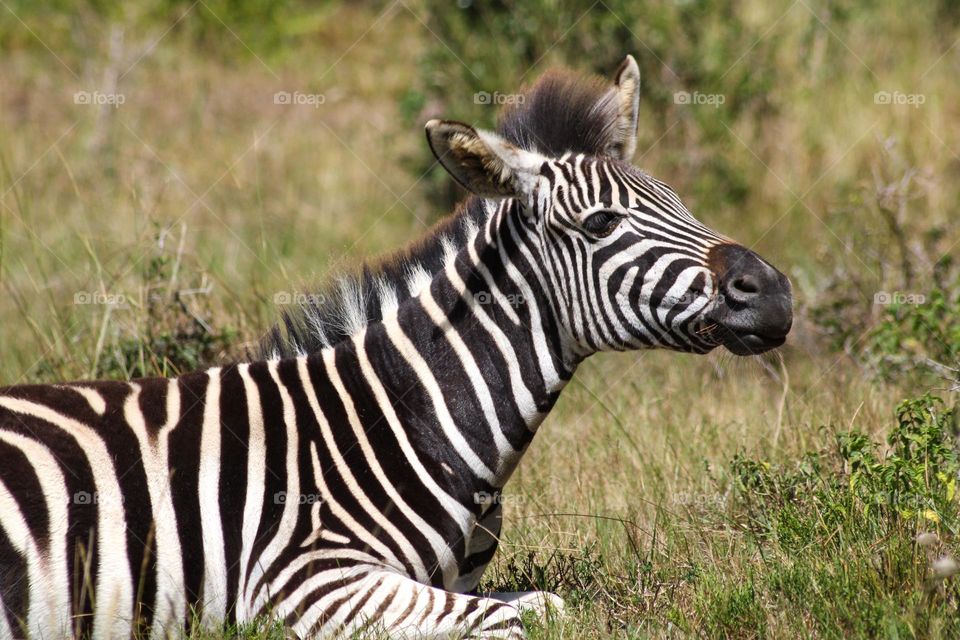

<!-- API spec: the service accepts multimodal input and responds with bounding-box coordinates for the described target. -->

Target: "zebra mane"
[258,66,619,358]
[497,68,621,157]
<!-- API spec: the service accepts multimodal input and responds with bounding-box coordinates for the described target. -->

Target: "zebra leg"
[484,592,564,621]
[297,569,524,639]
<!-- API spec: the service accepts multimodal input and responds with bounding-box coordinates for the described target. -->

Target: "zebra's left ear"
[604,54,641,161]
[425,119,546,206]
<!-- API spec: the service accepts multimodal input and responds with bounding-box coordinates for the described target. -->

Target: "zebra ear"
[604,55,641,161]
[425,119,545,204]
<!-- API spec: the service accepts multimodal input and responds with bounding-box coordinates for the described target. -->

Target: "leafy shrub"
[733,394,959,540]
[844,395,958,525]
[864,288,960,388]
[717,394,960,636]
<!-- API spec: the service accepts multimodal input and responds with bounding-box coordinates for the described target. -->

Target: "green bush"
[720,394,960,635]
[864,288,960,388]
[734,394,959,540]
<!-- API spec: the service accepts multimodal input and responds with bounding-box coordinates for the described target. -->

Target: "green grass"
[2,1,960,637]
[481,357,960,638]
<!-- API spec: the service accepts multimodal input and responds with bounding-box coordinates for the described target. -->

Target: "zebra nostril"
[730,274,760,296]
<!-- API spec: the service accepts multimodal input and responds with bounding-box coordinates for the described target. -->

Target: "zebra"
[0,55,792,639]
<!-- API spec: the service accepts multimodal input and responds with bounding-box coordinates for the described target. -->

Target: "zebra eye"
[582,211,622,237]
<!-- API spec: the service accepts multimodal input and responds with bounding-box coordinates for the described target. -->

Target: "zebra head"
[425,56,792,358]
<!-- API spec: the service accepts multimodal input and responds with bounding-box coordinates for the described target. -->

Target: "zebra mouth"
[695,319,786,355]
[717,325,786,355]
[714,324,787,356]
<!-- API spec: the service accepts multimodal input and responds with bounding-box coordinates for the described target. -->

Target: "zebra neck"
[381,201,577,484]
[292,201,579,492]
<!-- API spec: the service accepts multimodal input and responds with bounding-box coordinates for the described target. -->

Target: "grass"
[1,1,959,637]
[485,356,960,638]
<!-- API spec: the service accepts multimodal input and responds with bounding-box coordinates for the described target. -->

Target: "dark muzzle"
[705,243,793,355]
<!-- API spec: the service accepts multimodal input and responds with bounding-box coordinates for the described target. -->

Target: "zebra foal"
[0,55,792,638]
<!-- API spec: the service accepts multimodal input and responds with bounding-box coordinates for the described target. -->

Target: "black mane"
[497,68,619,157]
[258,66,619,358]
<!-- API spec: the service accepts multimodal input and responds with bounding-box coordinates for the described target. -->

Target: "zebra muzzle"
[705,243,793,355]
